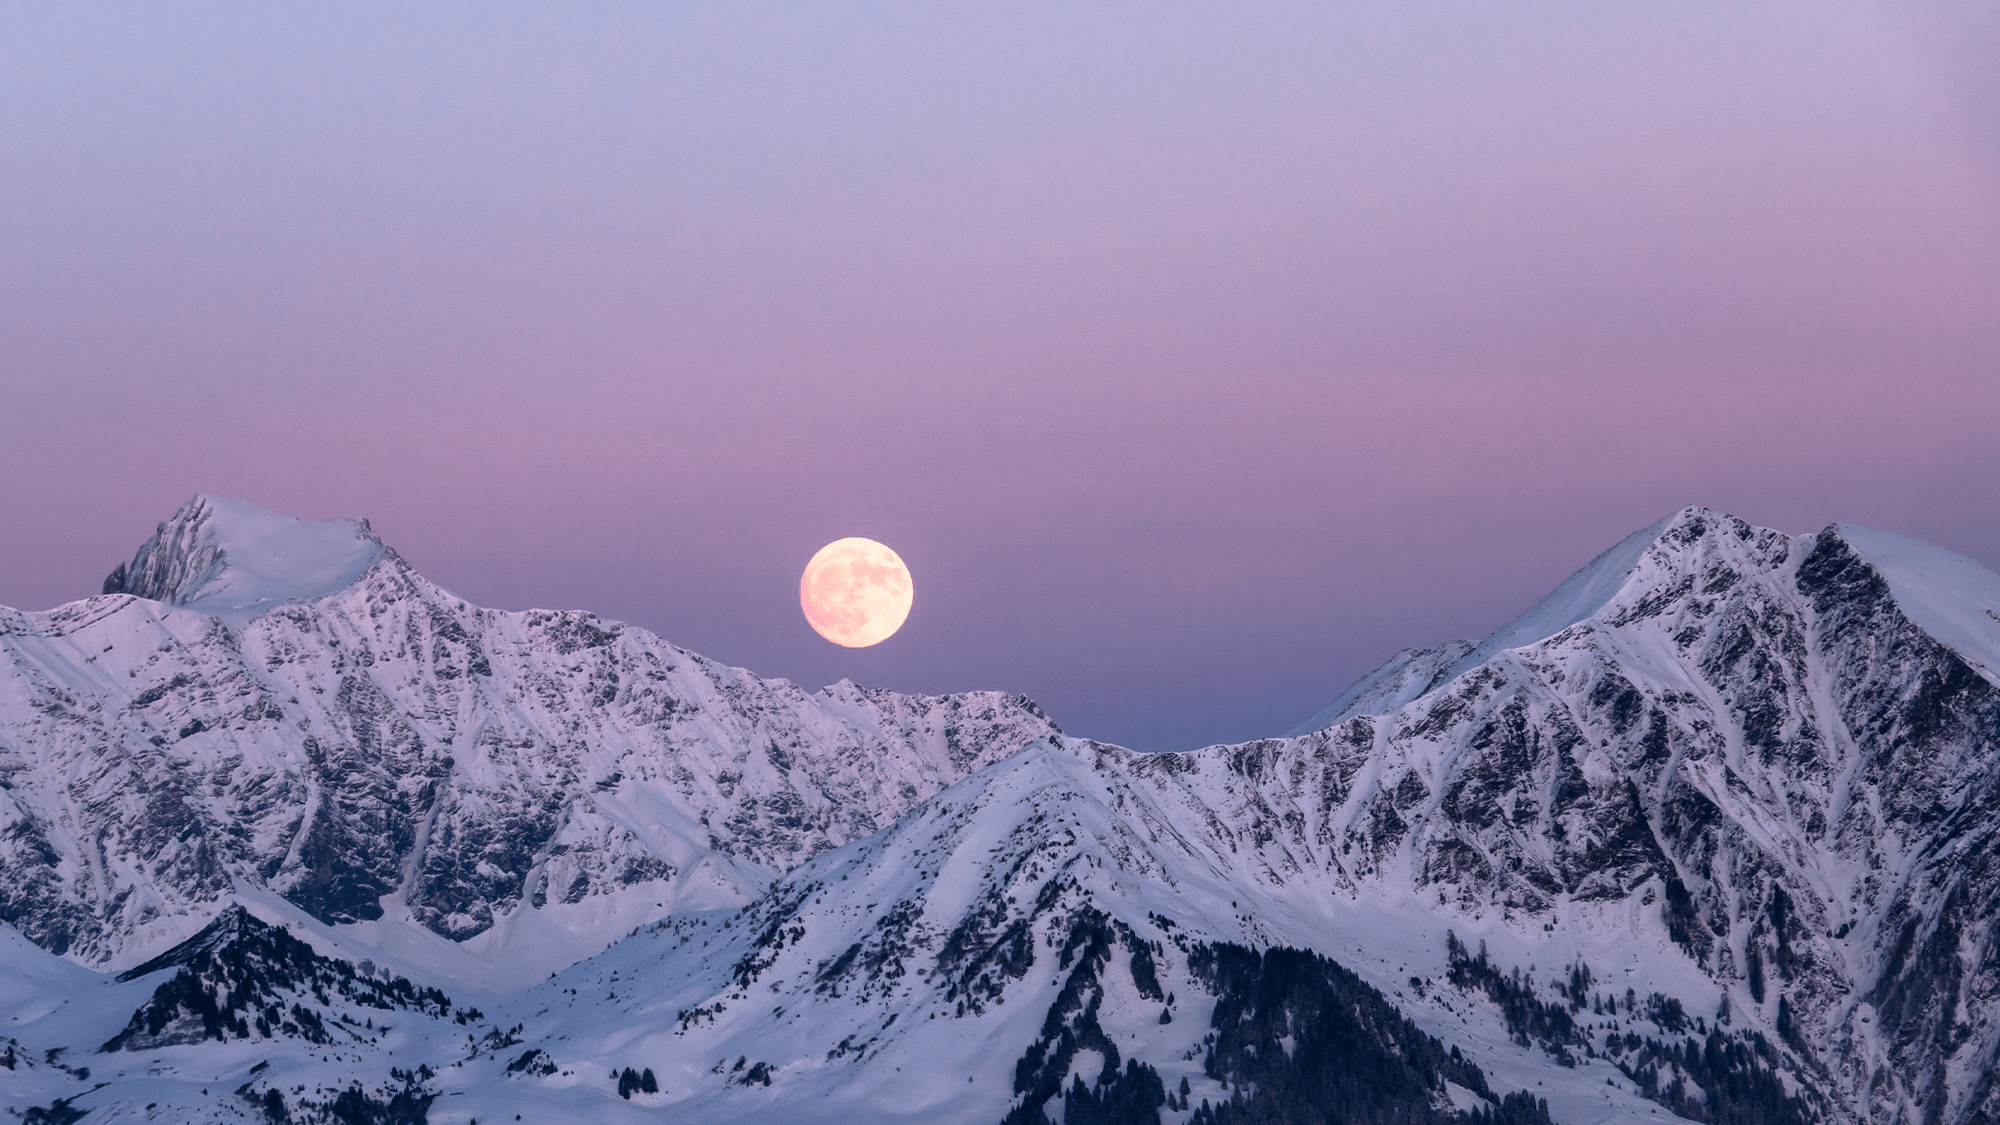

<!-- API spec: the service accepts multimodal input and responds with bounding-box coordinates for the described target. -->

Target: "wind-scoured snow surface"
[4,500,1999,1125]
[108,495,389,623]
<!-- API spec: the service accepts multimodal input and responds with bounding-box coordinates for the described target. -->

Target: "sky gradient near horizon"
[4,2,1998,751]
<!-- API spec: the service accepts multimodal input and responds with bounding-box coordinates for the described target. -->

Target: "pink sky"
[3,2,1996,750]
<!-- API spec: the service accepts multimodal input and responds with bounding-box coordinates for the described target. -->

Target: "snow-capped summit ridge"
[1291,505,1692,735]
[1285,639,1475,736]
[104,495,387,622]
[1452,507,1686,671]
[1293,503,2000,732]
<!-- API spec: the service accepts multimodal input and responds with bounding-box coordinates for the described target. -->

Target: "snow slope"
[1287,639,1476,736]
[445,736,1685,1125]
[1451,517,1671,673]
[1837,522,2000,685]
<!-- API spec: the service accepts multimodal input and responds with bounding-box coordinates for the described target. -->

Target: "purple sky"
[4,2,1997,751]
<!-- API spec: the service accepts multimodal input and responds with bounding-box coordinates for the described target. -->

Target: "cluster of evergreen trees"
[1186,943,1550,1125]
[1444,932,1583,1064]
[1605,1030,1815,1125]
[505,1048,557,1076]
[101,908,455,1052]
[20,1098,87,1125]
[1444,931,1818,1125]
[1062,1061,1169,1125]
[1002,908,1154,1125]
[996,915,1557,1125]
[615,1065,659,1098]
[933,877,1066,1017]
[239,1064,436,1125]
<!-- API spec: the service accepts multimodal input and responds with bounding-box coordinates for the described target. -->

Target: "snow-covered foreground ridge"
[4,499,1999,1125]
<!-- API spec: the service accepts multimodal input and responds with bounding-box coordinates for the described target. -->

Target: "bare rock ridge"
[0,495,1060,968]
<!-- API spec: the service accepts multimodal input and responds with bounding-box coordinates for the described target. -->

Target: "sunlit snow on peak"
[115,494,387,623]
[1456,510,1678,670]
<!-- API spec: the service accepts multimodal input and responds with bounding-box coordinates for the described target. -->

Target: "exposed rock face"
[0,497,1060,964]
[1112,507,2000,1125]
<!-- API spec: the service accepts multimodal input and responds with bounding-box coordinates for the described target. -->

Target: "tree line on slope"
[997,902,1553,1125]
[1444,932,1817,1125]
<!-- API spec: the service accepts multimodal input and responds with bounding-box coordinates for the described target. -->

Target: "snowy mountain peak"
[1257,505,2000,1125]
[4,496,1064,973]
[1294,504,2000,735]
[1294,505,1764,734]
[1451,504,1790,673]
[103,495,388,622]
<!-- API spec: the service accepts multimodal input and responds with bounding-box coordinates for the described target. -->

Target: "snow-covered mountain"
[4,500,1999,1125]
[0,496,1061,975]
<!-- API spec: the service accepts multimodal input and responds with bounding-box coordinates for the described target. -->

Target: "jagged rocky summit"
[3,498,1999,1125]
[0,495,1061,974]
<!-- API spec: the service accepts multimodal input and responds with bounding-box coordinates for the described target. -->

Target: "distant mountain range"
[3,497,1997,1125]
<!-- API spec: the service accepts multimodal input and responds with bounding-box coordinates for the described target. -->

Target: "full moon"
[800,537,913,648]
